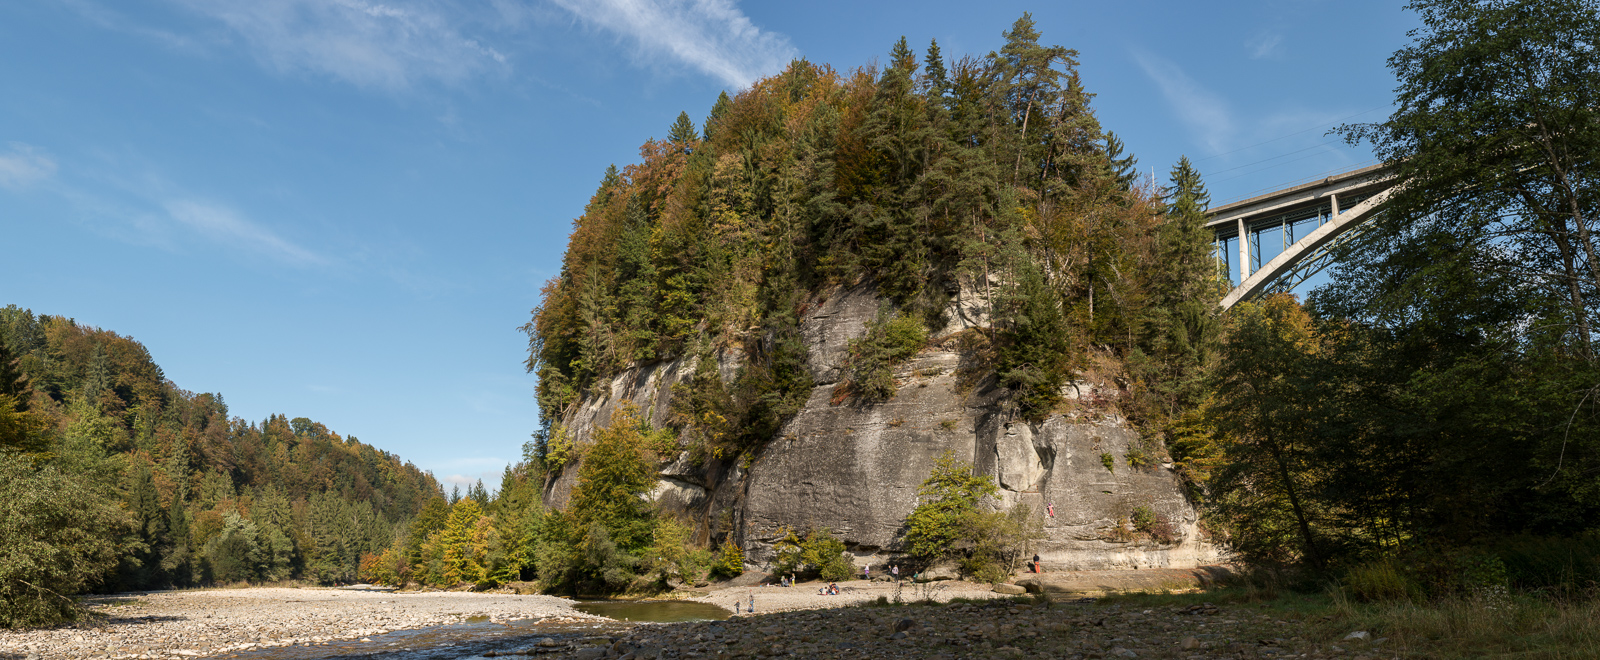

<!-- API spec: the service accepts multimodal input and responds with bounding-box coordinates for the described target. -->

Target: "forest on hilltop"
[525,13,1222,466]
[0,305,443,625]
[513,14,1225,593]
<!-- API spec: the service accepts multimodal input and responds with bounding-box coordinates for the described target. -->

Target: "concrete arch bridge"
[1207,163,1396,310]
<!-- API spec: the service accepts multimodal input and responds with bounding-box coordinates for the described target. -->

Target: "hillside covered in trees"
[515,14,1226,593]
[0,305,443,625]
[526,14,1221,461]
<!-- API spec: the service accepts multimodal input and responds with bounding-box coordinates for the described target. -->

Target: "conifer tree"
[922,39,948,100]
[702,91,732,141]
[439,498,487,585]
[1104,132,1139,191]
[666,111,697,146]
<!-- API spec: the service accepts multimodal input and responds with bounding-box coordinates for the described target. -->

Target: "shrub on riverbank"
[0,451,130,627]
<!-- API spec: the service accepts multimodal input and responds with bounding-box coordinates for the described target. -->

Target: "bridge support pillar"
[1237,217,1249,280]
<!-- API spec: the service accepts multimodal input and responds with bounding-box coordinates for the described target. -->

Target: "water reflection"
[572,600,731,623]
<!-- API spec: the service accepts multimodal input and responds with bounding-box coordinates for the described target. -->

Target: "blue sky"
[0,0,1417,490]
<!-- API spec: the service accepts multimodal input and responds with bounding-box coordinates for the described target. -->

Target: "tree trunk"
[1521,188,1593,359]
[1266,431,1322,570]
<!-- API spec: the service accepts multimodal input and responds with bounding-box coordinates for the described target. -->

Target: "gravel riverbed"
[0,581,1393,660]
[0,587,603,660]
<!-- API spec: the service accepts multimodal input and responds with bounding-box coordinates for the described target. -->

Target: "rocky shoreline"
[521,595,1387,659]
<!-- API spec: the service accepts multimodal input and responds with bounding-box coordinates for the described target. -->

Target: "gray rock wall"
[543,283,1222,571]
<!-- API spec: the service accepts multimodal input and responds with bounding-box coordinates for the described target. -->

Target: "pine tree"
[1104,132,1139,191]
[922,39,948,100]
[1131,156,1223,421]
[702,91,732,142]
[666,111,698,147]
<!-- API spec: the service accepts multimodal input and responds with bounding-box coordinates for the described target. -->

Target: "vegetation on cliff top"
[523,14,1226,465]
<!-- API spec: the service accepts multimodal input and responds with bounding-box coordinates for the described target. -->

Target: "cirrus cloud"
[169,0,508,90]
[165,199,328,266]
[548,0,796,89]
[0,143,58,191]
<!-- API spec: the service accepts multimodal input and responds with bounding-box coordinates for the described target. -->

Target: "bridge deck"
[1207,163,1395,309]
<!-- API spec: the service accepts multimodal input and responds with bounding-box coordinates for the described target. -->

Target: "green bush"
[840,310,927,402]
[770,527,852,580]
[711,539,744,579]
[803,531,854,581]
[1101,452,1115,473]
[1130,506,1156,532]
[957,505,1043,584]
[903,452,999,560]
[0,452,131,627]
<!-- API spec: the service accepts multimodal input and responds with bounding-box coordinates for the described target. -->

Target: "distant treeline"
[0,305,442,626]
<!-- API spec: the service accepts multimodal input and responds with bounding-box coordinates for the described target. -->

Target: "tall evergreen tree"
[666,111,698,146]
[1104,132,1139,191]
[922,39,948,101]
[702,91,732,142]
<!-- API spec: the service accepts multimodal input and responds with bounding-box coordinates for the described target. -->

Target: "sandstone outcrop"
[542,283,1222,573]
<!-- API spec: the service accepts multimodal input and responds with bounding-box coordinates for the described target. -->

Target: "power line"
[1201,140,1344,177]
[1194,105,1390,163]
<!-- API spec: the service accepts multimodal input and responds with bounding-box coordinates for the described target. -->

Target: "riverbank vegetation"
[0,306,440,625]
[1185,0,1600,601]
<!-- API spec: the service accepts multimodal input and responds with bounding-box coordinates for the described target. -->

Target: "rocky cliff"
[542,283,1222,572]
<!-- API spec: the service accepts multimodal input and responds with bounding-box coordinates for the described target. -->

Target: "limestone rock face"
[543,283,1222,570]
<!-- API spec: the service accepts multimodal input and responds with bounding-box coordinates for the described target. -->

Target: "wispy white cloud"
[0,143,58,191]
[167,0,507,90]
[548,0,796,89]
[58,0,202,52]
[165,199,328,266]
[1133,51,1235,153]
[1247,33,1284,60]
[434,456,511,489]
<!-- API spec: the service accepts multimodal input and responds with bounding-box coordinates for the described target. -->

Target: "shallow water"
[571,600,731,623]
